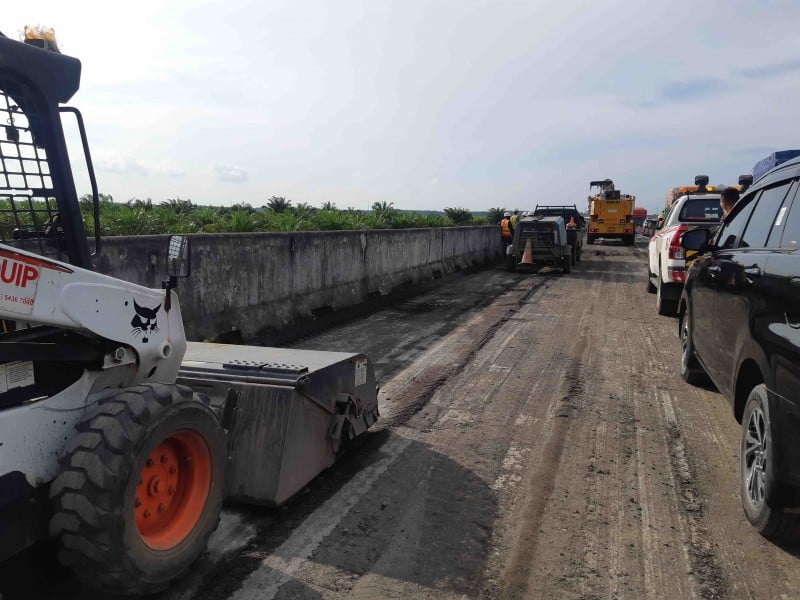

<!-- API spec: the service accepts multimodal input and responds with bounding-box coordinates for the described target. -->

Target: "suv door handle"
[743,266,762,277]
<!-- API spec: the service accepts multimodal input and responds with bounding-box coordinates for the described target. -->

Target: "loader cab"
[0,30,99,270]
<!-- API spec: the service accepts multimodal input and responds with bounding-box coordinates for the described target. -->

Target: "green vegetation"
[485,207,505,225]
[58,195,494,236]
[0,194,498,236]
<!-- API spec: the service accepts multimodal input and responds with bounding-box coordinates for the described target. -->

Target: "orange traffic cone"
[568,216,575,225]
[521,238,534,265]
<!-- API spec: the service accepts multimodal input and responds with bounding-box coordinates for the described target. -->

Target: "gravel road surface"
[3,239,800,600]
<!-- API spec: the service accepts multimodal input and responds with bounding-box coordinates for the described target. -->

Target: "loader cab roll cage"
[0,32,99,270]
[589,179,621,200]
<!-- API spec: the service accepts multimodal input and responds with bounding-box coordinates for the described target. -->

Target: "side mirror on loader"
[167,235,191,278]
[163,235,191,311]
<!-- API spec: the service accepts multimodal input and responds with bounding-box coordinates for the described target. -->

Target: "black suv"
[679,156,800,538]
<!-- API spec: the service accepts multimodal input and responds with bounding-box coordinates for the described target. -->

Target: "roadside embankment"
[94,226,502,341]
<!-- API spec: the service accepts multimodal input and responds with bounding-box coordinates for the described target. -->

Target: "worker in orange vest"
[500,211,513,248]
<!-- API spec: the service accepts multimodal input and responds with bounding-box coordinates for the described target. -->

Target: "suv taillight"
[667,225,688,260]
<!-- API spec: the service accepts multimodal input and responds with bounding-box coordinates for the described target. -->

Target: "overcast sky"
[5,1,800,213]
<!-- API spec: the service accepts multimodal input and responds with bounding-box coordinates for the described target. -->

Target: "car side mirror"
[681,228,711,252]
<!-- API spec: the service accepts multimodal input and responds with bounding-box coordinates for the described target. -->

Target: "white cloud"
[97,156,148,176]
[8,0,800,211]
[213,163,248,183]
[152,160,185,178]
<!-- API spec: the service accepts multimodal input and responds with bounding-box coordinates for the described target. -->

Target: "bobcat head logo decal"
[131,300,161,343]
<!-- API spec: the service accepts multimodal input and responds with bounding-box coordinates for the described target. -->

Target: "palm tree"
[160,197,195,214]
[294,202,316,213]
[371,201,395,212]
[444,207,473,225]
[230,202,255,214]
[127,197,154,210]
[266,196,292,213]
[320,201,337,210]
[486,207,505,225]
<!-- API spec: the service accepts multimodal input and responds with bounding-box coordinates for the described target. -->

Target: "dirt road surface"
[3,239,800,599]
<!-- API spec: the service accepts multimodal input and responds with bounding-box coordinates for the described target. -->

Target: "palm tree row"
[58,195,492,236]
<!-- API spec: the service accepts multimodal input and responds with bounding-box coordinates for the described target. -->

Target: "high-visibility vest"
[501,218,512,238]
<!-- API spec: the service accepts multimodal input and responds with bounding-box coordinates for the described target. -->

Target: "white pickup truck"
[647,192,723,315]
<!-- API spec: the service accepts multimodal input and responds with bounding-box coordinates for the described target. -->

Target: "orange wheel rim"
[134,430,212,550]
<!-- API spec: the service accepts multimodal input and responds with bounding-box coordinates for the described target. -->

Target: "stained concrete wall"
[94,226,502,341]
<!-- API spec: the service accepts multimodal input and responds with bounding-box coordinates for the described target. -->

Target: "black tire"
[646,268,656,293]
[49,383,227,595]
[740,385,800,538]
[562,255,571,274]
[576,245,582,262]
[587,235,595,245]
[506,254,516,272]
[679,307,707,385]
[656,271,677,316]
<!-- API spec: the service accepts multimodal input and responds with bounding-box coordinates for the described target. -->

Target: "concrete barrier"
[95,226,502,341]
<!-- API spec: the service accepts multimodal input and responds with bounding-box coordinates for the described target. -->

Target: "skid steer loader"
[0,29,379,595]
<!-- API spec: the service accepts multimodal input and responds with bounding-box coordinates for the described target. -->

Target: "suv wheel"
[656,270,677,316]
[740,385,800,538]
[679,307,707,385]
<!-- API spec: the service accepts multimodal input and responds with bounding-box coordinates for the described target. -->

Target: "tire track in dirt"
[377,276,552,428]
[488,242,731,600]
[621,249,727,599]
[663,407,728,599]
[625,246,729,599]
[496,297,593,599]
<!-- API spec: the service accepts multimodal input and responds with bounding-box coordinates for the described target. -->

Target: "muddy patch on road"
[664,419,729,599]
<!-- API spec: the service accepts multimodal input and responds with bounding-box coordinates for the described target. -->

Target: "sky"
[4,1,800,214]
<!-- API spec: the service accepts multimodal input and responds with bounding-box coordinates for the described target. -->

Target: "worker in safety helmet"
[510,209,520,230]
[500,211,513,248]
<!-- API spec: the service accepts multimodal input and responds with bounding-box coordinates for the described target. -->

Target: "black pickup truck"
[533,205,585,264]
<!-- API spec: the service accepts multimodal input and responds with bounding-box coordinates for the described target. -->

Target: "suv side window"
[778,181,800,248]
[740,181,793,248]
[766,180,798,247]
[716,192,758,249]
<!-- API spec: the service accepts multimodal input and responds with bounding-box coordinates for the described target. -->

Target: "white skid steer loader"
[0,29,378,595]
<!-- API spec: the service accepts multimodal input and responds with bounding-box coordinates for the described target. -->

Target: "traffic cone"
[521,239,534,265]
[568,216,575,225]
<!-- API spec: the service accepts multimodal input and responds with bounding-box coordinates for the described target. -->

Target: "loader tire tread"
[49,383,223,596]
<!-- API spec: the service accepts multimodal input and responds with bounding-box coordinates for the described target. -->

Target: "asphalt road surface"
[3,237,800,599]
